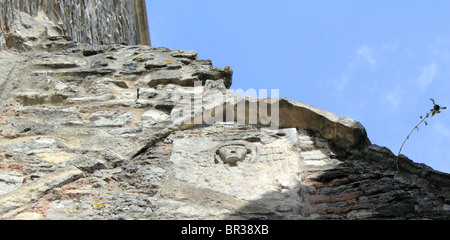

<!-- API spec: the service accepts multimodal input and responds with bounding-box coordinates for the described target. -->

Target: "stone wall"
[0,0,150,48]
[0,7,449,220]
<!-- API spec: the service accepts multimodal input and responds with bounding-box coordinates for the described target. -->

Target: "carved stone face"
[216,145,248,166]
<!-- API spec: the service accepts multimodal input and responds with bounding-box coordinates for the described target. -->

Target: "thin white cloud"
[334,45,376,91]
[383,87,403,110]
[356,45,377,68]
[417,62,437,90]
[335,67,352,92]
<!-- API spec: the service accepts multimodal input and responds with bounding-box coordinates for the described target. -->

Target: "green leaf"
[432,111,436,117]
[442,106,447,109]
[426,113,430,118]
[431,98,435,105]
[425,121,428,126]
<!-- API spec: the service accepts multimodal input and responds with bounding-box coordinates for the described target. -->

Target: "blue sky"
[147,0,450,173]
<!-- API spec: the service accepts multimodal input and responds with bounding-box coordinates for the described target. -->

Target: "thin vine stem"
[395,98,445,170]
[395,115,428,170]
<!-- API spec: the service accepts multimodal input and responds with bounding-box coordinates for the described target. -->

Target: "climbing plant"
[395,98,446,170]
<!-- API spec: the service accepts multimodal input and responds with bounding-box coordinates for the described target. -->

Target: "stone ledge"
[0,166,84,219]
[278,98,370,151]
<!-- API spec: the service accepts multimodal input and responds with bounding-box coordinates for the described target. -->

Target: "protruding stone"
[0,171,24,196]
[141,110,170,122]
[14,91,68,106]
[0,166,84,219]
[89,111,133,127]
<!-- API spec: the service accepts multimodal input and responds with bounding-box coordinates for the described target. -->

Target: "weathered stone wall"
[0,0,150,48]
[0,7,449,220]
